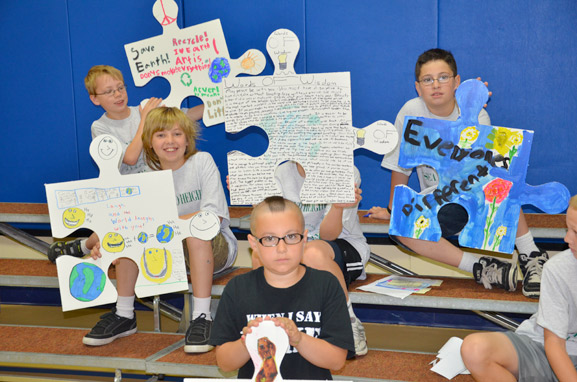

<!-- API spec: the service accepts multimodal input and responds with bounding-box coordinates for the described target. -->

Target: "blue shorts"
[325,239,362,287]
[390,203,468,252]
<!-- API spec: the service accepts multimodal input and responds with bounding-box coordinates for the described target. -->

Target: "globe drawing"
[138,231,148,244]
[156,224,174,243]
[69,263,106,302]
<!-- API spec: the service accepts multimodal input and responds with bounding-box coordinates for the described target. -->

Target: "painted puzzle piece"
[225,29,397,205]
[124,0,265,126]
[45,135,220,311]
[389,79,569,253]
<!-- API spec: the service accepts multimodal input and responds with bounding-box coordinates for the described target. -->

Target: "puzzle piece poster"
[45,135,220,311]
[390,80,569,254]
[124,1,265,126]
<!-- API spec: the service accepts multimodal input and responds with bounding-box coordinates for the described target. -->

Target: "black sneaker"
[48,239,85,263]
[184,313,214,353]
[518,250,549,299]
[83,308,137,346]
[473,256,517,292]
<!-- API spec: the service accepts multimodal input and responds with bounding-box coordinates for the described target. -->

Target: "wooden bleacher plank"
[0,324,473,381]
[0,260,537,314]
[0,325,182,371]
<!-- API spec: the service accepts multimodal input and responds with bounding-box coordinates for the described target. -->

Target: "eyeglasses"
[95,85,126,97]
[418,75,454,86]
[255,233,304,247]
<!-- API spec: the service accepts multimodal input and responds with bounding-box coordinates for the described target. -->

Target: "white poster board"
[124,0,265,126]
[45,135,219,311]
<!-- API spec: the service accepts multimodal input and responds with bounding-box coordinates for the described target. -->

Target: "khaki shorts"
[183,232,230,274]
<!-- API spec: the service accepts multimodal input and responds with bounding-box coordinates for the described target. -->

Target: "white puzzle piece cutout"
[246,320,289,382]
[45,135,220,311]
[225,28,397,205]
[183,320,353,382]
[124,0,265,126]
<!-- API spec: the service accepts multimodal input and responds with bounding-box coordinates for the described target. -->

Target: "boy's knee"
[303,241,333,265]
[461,334,489,365]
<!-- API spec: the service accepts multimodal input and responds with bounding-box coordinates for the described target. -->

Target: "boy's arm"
[123,97,162,166]
[215,340,251,372]
[319,184,361,240]
[272,317,347,371]
[368,170,409,219]
[185,104,205,121]
[544,328,577,381]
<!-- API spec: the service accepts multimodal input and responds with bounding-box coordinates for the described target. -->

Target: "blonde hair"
[142,107,199,170]
[85,65,124,95]
[250,196,305,234]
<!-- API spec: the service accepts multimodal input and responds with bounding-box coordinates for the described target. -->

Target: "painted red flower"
[483,178,513,204]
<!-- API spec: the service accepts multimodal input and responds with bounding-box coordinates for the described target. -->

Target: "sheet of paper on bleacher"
[430,336,470,380]
[357,275,442,299]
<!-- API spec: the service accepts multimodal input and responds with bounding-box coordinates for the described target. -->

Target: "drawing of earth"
[156,224,174,243]
[69,263,106,302]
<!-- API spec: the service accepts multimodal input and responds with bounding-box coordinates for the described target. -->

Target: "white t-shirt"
[274,161,370,279]
[516,249,577,356]
[171,152,238,270]
[381,97,491,193]
[91,106,149,175]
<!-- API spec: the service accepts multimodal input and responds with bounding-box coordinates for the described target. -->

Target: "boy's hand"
[90,241,102,260]
[225,175,230,191]
[366,206,391,220]
[476,77,493,108]
[333,184,362,209]
[139,97,163,118]
[271,317,302,348]
[240,316,264,345]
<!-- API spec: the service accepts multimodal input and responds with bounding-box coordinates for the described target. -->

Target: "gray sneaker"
[473,257,517,292]
[351,316,368,356]
[519,250,549,298]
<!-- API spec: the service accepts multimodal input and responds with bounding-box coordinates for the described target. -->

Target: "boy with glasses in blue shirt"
[368,49,548,297]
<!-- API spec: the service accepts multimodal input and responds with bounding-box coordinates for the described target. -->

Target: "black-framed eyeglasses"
[418,75,454,86]
[255,233,304,247]
[95,85,126,97]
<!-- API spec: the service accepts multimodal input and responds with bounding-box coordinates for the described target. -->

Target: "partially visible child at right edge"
[368,48,549,298]
[460,195,577,381]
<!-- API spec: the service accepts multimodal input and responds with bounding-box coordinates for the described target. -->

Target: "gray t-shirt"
[381,97,491,193]
[172,152,238,270]
[516,249,577,356]
[274,161,370,280]
[91,106,149,175]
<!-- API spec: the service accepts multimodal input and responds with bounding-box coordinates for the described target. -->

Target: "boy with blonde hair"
[210,196,353,380]
[460,195,577,381]
[50,65,201,346]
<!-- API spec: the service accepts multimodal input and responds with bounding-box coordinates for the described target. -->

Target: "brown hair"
[85,65,124,95]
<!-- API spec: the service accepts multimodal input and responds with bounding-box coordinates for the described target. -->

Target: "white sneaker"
[351,317,368,356]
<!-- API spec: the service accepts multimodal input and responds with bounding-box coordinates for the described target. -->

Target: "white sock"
[192,296,212,320]
[116,295,135,319]
[80,239,91,255]
[515,232,539,256]
[458,252,480,273]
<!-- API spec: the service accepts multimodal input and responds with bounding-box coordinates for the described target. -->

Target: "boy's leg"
[303,240,368,357]
[461,332,519,381]
[515,210,549,298]
[83,258,138,346]
[184,236,215,353]
[48,232,99,262]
